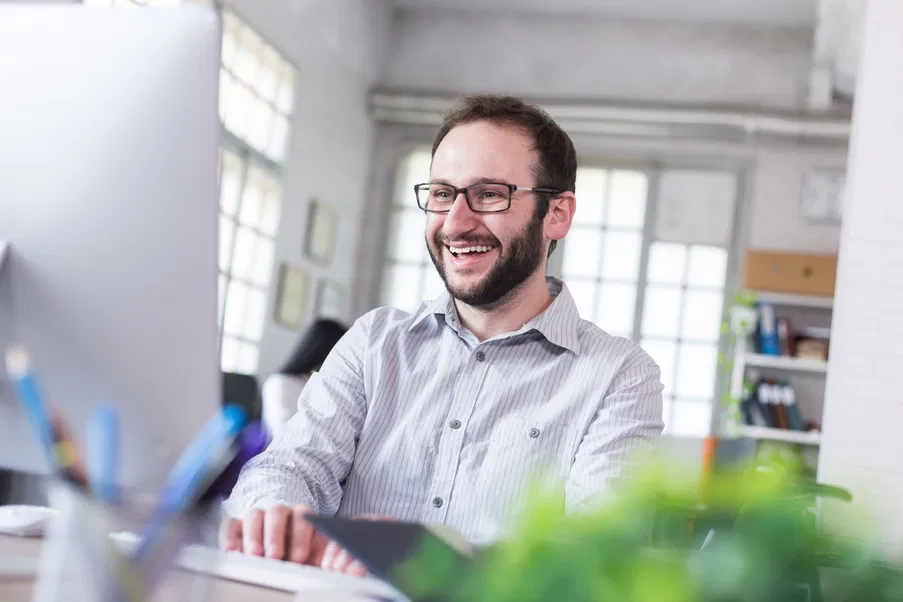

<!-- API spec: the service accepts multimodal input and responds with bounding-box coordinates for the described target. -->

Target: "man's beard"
[427,215,545,308]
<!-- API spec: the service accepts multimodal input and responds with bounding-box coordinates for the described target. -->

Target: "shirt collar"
[408,277,582,355]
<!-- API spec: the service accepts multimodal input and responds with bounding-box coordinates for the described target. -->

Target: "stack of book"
[741,379,814,432]
[754,301,830,360]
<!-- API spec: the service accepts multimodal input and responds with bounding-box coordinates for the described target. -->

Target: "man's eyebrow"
[428,177,511,186]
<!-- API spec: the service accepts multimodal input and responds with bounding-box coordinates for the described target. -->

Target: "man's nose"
[444,190,478,224]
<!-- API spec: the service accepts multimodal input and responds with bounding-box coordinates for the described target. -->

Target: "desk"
[0,534,345,602]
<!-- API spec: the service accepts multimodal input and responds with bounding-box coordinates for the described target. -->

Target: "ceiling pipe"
[370,91,852,142]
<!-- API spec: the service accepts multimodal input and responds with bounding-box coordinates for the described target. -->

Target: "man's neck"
[454,273,554,341]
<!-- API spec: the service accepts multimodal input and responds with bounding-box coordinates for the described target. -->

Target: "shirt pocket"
[478,417,573,497]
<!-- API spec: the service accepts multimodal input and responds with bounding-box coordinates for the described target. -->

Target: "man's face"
[425,121,548,307]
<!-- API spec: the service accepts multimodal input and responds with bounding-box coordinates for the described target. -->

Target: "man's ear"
[545,192,576,244]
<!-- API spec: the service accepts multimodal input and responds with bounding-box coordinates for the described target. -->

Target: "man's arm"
[222,312,371,519]
[565,346,665,513]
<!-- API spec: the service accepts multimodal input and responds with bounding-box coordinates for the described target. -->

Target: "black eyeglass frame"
[413,182,561,214]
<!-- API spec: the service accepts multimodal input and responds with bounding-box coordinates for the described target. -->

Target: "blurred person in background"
[261,318,349,439]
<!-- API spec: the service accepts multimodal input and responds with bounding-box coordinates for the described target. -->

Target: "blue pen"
[5,346,56,455]
[5,345,88,490]
[87,404,120,504]
[131,405,246,562]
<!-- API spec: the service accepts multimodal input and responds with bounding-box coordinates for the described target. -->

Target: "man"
[219,94,664,574]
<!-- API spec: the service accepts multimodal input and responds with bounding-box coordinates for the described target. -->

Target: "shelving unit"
[753,291,834,310]
[737,425,822,446]
[745,353,828,373]
[727,290,833,448]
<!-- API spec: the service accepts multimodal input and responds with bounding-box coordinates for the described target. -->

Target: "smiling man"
[220,94,664,574]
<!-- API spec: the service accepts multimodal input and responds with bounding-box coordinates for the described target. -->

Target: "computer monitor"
[0,5,222,491]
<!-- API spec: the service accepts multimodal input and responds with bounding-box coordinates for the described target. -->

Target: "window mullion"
[218,148,251,354]
[632,167,659,343]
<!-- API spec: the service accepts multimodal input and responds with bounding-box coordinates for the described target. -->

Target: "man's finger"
[345,560,369,577]
[242,509,265,556]
[264,506,291,560]
[288,505,315,564]
[320,540,340,571]
[332,548,356,574]
[219,518,243,552]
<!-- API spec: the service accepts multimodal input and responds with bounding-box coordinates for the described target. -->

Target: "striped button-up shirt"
[224,278,664,544]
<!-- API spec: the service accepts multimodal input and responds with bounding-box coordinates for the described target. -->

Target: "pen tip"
[5,344,30,378]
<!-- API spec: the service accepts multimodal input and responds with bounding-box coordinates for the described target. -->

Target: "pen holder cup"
[31,481,219,602]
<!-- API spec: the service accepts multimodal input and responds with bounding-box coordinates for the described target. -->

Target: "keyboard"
[109,531,405,600]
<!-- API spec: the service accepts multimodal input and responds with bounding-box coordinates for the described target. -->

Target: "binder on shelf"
[756,302,781,356]
[780,381,805,431]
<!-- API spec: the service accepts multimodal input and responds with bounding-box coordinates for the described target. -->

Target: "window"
[217,9,296,375]
[561,168,647,338]
[563,166,733,437]
[84,0,298,376]
[640,243,727,437]
[379,149,446,312]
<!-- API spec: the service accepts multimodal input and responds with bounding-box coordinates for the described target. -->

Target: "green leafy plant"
[717,290,759,428]
[396,458,903,602]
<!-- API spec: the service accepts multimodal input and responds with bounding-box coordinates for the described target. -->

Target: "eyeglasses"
[414,182,560,214]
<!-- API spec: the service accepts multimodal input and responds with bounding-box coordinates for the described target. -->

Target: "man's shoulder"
[573,318,657,369]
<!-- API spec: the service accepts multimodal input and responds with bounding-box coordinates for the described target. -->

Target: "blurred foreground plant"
[395,457,903,602]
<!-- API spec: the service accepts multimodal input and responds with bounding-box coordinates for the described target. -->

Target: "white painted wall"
[381,8,814,111]
[816,0,903,554]
[221,0,393,377]
[747,147,845,252]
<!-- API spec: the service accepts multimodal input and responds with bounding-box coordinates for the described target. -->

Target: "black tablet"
[304,515,478,602]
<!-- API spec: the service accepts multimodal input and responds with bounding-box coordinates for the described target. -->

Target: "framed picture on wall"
[273,262,309,330]
[314,279,346,320]
[303,198,337,265]
[801,168,845,225]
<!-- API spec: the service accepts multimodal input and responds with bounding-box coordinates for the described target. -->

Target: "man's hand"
[219,504,329,566]
[320,513,395,577]
[219,505,394,577]
[218,507,395,577]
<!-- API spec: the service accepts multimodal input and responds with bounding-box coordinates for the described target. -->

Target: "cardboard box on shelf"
[742,250,838,297]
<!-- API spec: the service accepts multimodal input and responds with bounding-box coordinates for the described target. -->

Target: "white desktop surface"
[0,534,395,602]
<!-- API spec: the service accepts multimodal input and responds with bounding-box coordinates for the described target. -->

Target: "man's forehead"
[431,122,536,180]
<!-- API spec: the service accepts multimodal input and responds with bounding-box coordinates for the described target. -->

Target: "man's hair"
[430,94,577,256]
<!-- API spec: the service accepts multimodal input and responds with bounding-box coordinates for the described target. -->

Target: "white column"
[816,0,903,553]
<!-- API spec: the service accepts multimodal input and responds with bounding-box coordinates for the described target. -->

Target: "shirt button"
[432,497,443,508]
[476,351,486,361]
[529,428,540,438]
[449,419,461,430]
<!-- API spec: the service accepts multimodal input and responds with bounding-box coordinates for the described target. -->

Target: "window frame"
[214,12,298,375]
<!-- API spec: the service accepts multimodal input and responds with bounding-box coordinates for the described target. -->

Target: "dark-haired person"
[220,94,664,575]
[260,318,348,439]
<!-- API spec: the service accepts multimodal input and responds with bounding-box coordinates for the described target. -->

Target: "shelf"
[737,425,822,446]
[750,290,833,309]
[745,353,828,373]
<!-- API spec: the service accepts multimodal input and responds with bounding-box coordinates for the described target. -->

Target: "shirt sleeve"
[565,345,665,513]
[222,313,370,518]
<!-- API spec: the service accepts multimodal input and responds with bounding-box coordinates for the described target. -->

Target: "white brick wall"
[817,0,903,554]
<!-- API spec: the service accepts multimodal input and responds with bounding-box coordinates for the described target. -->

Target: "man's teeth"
[449,245,493,254]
